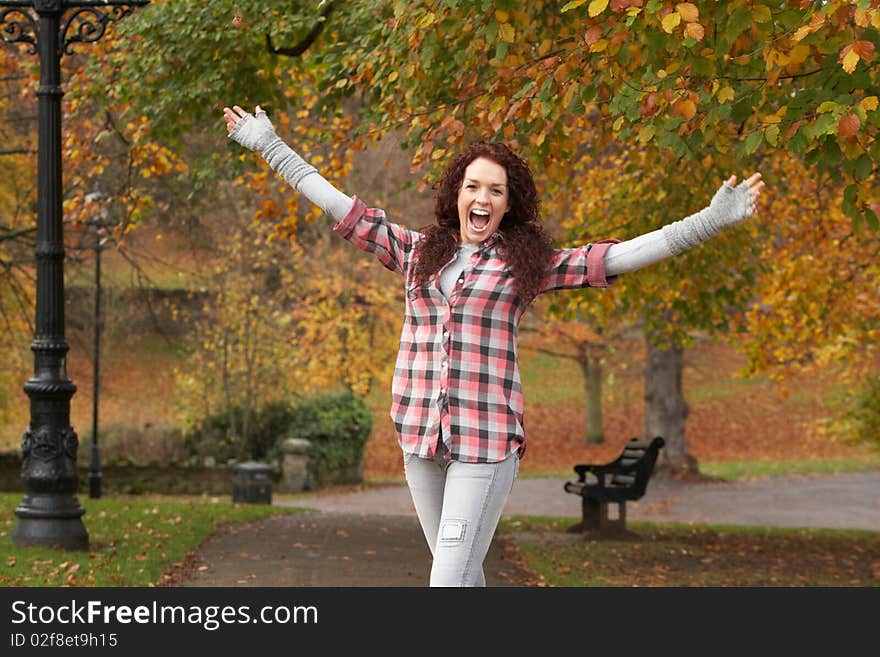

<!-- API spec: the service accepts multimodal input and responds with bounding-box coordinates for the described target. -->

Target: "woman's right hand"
[222,104,278,152]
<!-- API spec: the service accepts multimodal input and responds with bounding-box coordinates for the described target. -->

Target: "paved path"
[284,470,880,531]
[172,471,880,587]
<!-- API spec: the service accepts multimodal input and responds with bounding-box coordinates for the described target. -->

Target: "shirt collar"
[480,233,502,252]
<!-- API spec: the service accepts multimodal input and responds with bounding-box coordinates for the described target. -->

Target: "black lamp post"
[1,0,149,549]
[84,185,109,499]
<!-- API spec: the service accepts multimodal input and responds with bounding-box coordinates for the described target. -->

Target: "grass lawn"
[0,494,304,587]
[498,516,880,587]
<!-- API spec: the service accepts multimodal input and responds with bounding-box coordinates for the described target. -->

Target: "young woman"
[222,104,764,586]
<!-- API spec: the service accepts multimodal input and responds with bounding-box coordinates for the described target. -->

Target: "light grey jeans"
[403,450,519,587]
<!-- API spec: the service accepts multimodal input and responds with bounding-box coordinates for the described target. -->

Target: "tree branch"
[265,1,337,58]
[0,226,36,242]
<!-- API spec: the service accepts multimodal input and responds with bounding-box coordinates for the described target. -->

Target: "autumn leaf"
[675,3,699,23]
[661,12,681,33]
[859,96,878,113]
[840,47,860,73]
[787,44,811,65]
[684,22,704,41]
[561,0,588,12]
[853,41,875,62]
[674,98,697,120]
[415,11,435,29]
[752,5,772,23]
[588,0,609,18]
[838,42,874,73]
[838,113,861,139]
[717,86,735,104]
[584,26,603,46]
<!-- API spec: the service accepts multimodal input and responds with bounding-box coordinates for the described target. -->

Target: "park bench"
[563,436,665,535]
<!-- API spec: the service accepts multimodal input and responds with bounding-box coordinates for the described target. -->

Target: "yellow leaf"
[590,39,608,53]
[717,86,735,104]
[859,96,879,112]
[753,5,772,23]
[637,125,655,143]
[675,3,699,23]
[792,25,810,42]
[764,124,779,146]
[495,10,509,22]
[841,47,859,73]
[816,101,838,114]
[415,11,435,28]
[499,22,516,43]
[788,44,811,65]
[661,12,681,33]
[613,116,625,131]
[588,0,609,18]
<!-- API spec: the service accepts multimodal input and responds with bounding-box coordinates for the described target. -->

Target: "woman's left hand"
[724,172,765,216]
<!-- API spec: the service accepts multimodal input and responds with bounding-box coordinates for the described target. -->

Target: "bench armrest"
[572,464,609,486]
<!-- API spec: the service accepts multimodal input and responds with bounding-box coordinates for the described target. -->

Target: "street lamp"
[0,0,150,549]
[84,185,109,500]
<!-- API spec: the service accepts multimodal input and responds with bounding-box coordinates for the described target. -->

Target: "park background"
[0,1,878,586]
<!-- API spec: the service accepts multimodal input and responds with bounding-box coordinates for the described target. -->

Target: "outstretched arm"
[603,173,765,277]
[222,105,354,221]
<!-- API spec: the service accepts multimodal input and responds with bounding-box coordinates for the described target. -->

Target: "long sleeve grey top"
[228,109,756,278]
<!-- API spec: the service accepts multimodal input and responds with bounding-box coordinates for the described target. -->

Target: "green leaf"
[744,130,763,155]
[731,100,754,124]
[865,207,879,232]
[854,154,874,181]
[724,7,753,44]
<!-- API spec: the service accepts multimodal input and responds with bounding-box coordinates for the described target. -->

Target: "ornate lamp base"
[12,493,88,550]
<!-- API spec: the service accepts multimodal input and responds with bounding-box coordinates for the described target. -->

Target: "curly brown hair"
[412,142,555,305]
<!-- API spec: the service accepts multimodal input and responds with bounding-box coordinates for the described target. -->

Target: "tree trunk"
[643,337,699,477]
[579,348,604,444]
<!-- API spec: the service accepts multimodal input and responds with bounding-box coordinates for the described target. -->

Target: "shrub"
[183,400,298,463]
[183,392,373,487]
[286,392,373,488]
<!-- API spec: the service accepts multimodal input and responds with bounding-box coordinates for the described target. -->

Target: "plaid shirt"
[334,196,618,463]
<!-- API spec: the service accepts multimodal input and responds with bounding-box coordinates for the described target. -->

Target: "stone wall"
[0,448,362,497]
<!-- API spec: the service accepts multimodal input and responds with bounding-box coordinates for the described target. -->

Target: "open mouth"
[469,209,490,232]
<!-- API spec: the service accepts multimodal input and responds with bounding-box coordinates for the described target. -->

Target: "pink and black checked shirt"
[333,196,618,464]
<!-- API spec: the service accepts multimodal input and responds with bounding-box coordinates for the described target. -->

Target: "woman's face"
[457,157,511,244]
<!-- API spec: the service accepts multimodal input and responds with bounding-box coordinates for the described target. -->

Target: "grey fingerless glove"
[228,109,317,190]
[661,182,754,255]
